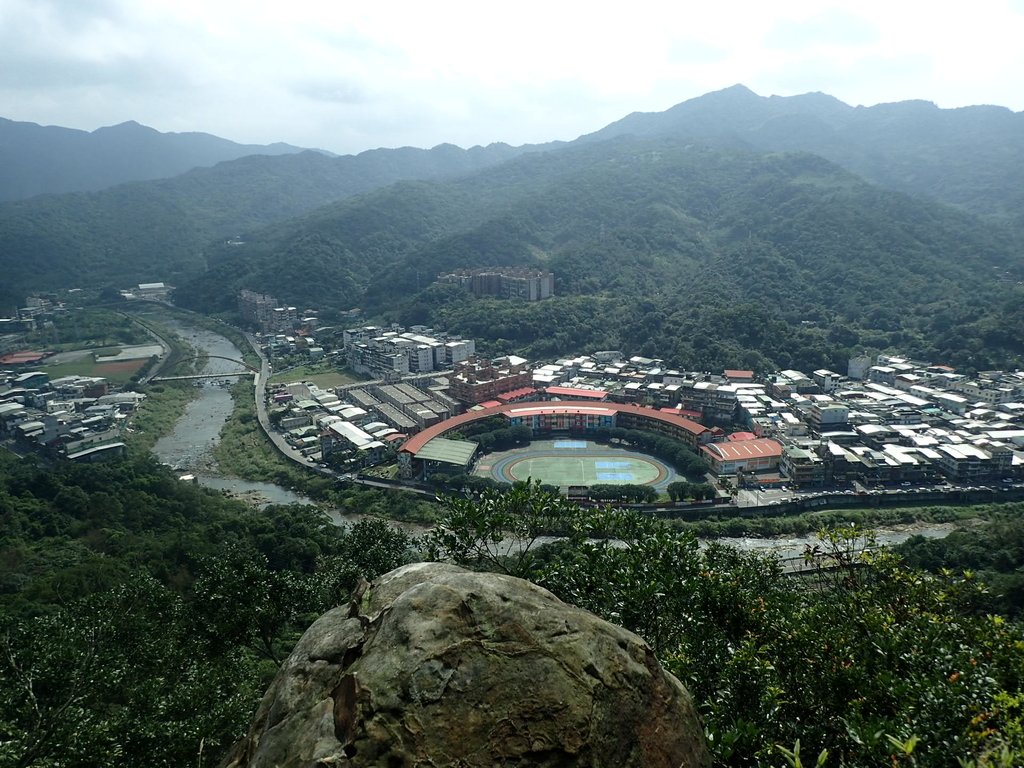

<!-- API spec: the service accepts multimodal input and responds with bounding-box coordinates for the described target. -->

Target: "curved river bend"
[151,318,310,507]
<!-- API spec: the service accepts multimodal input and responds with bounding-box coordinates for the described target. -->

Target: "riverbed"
[150,317,312,507]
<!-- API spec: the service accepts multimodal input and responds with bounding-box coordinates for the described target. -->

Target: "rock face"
[222,563,711,768]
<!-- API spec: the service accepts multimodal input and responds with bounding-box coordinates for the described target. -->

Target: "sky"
[2,0,1023,156]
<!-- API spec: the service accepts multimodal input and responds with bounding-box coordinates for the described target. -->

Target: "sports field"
[476,439,676,489]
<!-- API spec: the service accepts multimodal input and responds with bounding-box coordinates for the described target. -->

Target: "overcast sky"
[2,0,1023,155]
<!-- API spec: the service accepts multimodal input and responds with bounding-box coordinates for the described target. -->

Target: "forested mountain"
[0,117,312,201]
[587,85,1024,225]
[175,136,1024,373]
[5,87,1024,373]
[0,141,532,309]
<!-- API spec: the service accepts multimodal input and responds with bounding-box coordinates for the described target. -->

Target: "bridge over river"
[149,354,258,382]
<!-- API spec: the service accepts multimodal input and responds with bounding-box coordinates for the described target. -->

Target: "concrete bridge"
[150,354,259,382]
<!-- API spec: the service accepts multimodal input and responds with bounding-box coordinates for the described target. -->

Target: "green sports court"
[475,439,676,489]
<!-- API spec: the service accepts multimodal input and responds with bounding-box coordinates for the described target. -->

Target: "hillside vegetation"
[0,141,531,307]
[4,456,1024,766]
[176,138,1024,372]
[589,84,1024,225]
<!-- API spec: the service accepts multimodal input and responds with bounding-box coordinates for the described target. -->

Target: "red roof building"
[726,431,758,442]
[544,386,608,401]
[723,369,755,382]
[701,438,783,475]
[400,400,710,463]
[0,351,47,366]
[496,387,538,403]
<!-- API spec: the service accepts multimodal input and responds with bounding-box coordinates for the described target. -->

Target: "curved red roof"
[400,400,707,456]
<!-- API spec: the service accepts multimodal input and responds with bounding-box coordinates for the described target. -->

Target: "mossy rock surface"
[223,562,710,768]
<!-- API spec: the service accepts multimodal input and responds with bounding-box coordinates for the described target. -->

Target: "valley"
[3,86,1024,767]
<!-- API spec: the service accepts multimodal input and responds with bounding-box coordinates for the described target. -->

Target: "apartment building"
[437,267,555,301]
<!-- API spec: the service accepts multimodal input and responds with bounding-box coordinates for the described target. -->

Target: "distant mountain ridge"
[584,84,1024,223]
[0,117,317,201]
[173,136,1023,371]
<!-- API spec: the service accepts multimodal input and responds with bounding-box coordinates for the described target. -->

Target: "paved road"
[244,332,436,495]
[246,333,314,469]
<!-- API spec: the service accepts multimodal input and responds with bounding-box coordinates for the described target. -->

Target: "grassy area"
[269,363,363,389]
[670,502,998,539]
[124,381,197,457]
[360,463,400,480]
[213,380,319,488]
[41,356,148,385]
[214,380,437,523]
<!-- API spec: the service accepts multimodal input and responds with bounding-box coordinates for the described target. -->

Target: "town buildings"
[1,371,143,461]
[343,325,477,378]
[487,351,1024,488]
[437,268,554,301]
[447,355,532,405]
[238,289,299,333]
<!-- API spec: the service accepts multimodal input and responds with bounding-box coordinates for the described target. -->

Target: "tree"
[425,482,585,578]
[191,544,318,665]
[0,575,258,768]
[425,484,1024,766]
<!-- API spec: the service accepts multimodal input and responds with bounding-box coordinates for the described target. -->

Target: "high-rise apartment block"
[437,268,554,301]
[238,290,297,332]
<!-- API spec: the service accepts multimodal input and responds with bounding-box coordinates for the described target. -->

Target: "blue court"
[553,440,587,449]
[596,461,630,469]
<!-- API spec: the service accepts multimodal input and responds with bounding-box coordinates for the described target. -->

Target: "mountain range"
[586,84,1024,224]
[0,117,321,202]
[2,86,1022,372]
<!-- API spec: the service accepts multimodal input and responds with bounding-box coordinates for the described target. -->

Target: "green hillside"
[176,138,1024,372]
[0,142,530,309]
[4,88,1024,372]
[589,85,1024,225]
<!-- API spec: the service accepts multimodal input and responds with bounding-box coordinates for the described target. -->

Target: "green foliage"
[21,308,152,350]
[425,482,586,578]
[587,483,657,503]
[469,423,533,453]
[168,138,1023,371]
[898,507,1024,616]
[0,576,259,768]
[667,480,716,502]
[426,483,1024,766]
[0,143,523,307]
[0,452,417,767]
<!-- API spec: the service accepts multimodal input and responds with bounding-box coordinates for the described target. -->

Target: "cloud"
[292,79,371,106]
[764,9,879,49]
[1,0,1023,153]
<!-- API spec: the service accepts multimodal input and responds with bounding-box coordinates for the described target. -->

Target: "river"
[150,317,312,507]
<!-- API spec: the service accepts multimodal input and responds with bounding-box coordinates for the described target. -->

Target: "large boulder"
[222,562,711,767]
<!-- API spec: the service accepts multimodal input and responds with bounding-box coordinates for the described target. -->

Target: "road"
[247,333,315,469]
[241,332,437,496]
[122,311,173,384]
